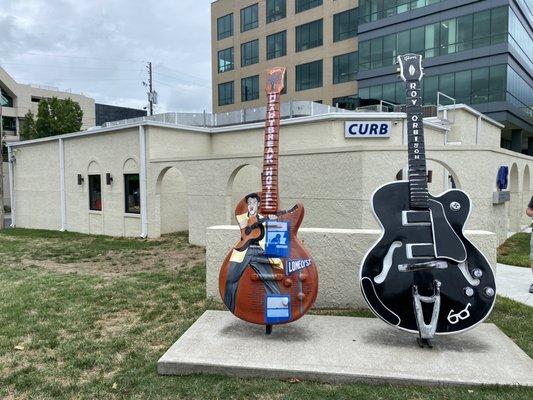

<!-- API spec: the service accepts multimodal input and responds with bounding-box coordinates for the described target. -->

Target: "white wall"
[2,162,9,208]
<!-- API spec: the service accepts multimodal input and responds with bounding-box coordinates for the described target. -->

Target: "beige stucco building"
[212,0,358,112]
[0,66,95,142]
[6,104,533,250]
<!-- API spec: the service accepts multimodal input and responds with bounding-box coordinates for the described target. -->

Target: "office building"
[210,0,532,153]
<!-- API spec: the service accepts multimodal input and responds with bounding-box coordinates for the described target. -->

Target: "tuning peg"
[396,68,401,72]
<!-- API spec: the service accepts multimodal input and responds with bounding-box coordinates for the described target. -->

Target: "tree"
[34,97,84,138]
[20,111,37,140]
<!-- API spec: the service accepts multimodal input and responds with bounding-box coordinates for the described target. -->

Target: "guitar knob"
[483,287,495,298]
[282,298,289,306]
[299,273,307,282]
[472,268,483,278]
[283,278,292,287]
[298,292,305,301]
[463,287,474,297]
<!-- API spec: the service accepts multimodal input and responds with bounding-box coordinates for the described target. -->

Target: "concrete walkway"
[497,263,533,307]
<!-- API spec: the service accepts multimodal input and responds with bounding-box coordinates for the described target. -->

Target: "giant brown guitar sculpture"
[219,67,319,331]
[359,54,496,347]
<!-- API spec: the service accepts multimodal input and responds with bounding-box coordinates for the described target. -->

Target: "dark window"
[382,33,396,66]
[473,10,490,48]
[334,8,359,42]
[1,88,13,107]
[489,65,506,102]
[241,40,259,66]
[490,7,508,44]
[267,31,287,60]
[296,60,323,91]
[438,73,455,98]
[124,174,140,214]
[241,75,260,102]
[31,96,41,103]
[296,19,323,52]
[370,37,383,68]
[332,95,359,110]
[218,81,234,106]
[217,13,233,40]
[358,40,370,70]
[267,0,286,23]
[2,116,16,131]
[241,4,259,32]
[423,76,438,105]
[217,48,234,73]
[296,0,322,13]
[410,26,424,54]
[471,67,489,104]
[89,175,102,211]
[333,52,358,84]
[456,14,473,51]
[454,70,471,104]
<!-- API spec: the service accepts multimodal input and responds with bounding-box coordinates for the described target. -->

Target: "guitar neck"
[405,79,429,209]
[260,91,281,214]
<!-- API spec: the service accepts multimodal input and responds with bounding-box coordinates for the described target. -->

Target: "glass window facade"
[333,52,358,84]
[240,4,259,32]
[359,6,508,70]
[267,0,286,23]
[296,19,323,52]
[241,75,260,102]
[217,47,234,73]
[267,31,287,60]
[332,95,359,110]
[89,175,102,211]
[296,0,323,13]
[241,39,259,66]
[360,0,442,23]
[507,66,533,119]
[334,8,359,42]
[124,174,140,214]
[218,81,234,106]
[1,88,13,107]
[358,64,509,106]
[217,14,233,40]
[296,60,323,91]
[2,116,16,131]
[508,8,533,71]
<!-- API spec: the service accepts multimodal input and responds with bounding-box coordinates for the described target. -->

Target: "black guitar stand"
[265,324,273,335]
[412,280,441,348]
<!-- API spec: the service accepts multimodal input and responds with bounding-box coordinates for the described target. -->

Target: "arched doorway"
[225,164,261,224]
[508,163,520,232]
[395,158,460,193]
[156,167,189,234]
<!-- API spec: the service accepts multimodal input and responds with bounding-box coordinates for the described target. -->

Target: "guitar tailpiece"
[412,280,441,344]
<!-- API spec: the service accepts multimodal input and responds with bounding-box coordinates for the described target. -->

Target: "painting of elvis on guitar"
[223,193,285,313]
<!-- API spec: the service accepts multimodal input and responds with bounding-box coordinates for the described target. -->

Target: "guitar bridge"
[398,260,448,272]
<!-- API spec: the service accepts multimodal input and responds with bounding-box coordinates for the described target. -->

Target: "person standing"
[526,197,533,293]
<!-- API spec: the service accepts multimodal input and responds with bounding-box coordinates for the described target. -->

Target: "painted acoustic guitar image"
[219,67,319,329]
[359,54,496,346]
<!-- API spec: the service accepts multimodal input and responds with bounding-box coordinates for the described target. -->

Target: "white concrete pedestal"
[158,311,533,387]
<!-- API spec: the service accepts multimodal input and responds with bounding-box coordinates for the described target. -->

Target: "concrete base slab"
[158,311,533,387]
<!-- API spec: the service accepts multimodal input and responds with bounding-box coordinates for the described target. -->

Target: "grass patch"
[497,233,531,268]
[0,228,532,399]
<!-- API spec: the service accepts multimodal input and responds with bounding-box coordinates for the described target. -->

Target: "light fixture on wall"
[77,174,84,185]
[106,173,113,185]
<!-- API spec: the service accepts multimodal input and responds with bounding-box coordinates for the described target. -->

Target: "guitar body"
[219,192,319,325]
[360,181,496,334]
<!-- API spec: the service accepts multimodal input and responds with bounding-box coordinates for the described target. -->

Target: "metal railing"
[102,101,352,129]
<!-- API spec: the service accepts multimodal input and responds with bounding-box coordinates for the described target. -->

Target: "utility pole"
[0,103,4,230]
[143,62,157,116]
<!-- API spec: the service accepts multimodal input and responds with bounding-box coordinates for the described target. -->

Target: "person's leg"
[224,252,253,312]
[249,259,281,296]
[530,234,533,293]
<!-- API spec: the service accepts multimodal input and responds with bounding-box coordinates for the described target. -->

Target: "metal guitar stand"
[412,280,442,348]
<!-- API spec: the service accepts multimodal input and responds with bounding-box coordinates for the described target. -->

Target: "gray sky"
[0,0,213,113]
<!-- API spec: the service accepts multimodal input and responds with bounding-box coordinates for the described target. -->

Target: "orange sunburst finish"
[218,67,319,325]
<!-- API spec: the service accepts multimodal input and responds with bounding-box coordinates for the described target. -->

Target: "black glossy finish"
[360,181,496,334]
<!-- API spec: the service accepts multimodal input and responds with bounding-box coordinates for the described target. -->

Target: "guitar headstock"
[397,53,424,82]
[265,67,286,94]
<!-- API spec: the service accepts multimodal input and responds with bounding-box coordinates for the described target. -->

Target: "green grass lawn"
[0,229,532,399]
[497,233,531,268]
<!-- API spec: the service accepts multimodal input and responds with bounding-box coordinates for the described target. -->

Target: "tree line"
[21,97,83,140]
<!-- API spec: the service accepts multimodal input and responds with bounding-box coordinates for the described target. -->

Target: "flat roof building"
[210,0,532,153]
[0,66,96,142]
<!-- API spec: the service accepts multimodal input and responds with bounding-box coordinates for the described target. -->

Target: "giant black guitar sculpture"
[359,54,496,347]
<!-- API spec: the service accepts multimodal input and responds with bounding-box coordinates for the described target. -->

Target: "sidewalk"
[496,263,533,307]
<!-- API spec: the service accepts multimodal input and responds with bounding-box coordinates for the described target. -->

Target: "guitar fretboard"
[405,80,429,209]
[260,91,280,214]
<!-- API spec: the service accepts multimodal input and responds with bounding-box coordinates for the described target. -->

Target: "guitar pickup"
[402,210,431,226]
[406,243,435,259]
